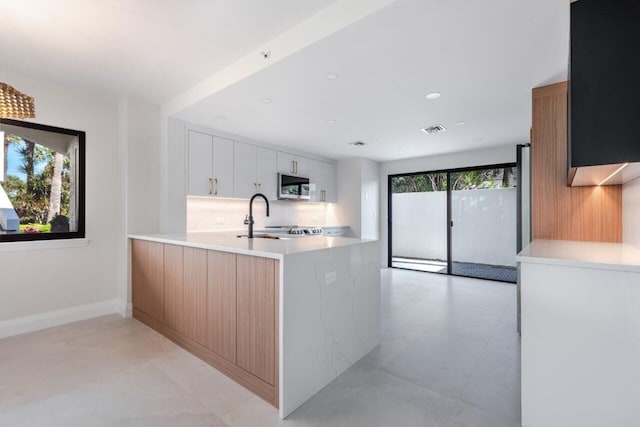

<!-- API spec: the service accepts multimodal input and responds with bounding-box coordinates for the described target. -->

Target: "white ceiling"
[175,0,570,161]
[0,0,337,102]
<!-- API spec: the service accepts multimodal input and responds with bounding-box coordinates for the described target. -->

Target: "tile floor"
[0,268,520,426]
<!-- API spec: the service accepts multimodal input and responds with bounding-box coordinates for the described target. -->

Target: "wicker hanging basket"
[0,82,36,118]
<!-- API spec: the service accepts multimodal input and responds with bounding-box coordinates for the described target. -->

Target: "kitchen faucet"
[244,193,270,238]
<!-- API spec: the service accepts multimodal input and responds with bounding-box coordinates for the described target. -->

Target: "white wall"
[380,144,517,266]
[623,177,640,247]
[187,197,339,232]
[0,70,123,328]
[117,98,163,308]
[336,158,380,239]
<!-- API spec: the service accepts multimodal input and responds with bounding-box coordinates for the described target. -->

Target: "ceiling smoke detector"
[349,141,366,146]
[421,124,447,134]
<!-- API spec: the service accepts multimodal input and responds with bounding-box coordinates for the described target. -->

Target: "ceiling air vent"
[421,124,447,134]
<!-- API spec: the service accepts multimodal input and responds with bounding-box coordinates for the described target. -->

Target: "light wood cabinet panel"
[236,255,276,385]
[132,240,164,321]
[531,82,622,242]
[163,244,184,333]
[183,247,208,345]
[132,240,279,408]
[207,251,237,362]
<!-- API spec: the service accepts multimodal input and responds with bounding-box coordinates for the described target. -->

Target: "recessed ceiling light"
[349,141,366,146]
[327,120,336,124]
[215,115,227,121]
[327,73,340,80]
[261,97,273,104]
[426,92,441,100]
[456,121,467,126]
[473,138,484,142]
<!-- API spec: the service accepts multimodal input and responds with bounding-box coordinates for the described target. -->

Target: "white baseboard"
[114,299,133,318]
[0,299,125,340]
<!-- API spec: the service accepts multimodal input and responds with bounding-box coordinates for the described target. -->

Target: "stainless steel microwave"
[278,174,310,200]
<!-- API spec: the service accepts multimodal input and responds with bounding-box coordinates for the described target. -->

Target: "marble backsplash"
[187,196,341,232]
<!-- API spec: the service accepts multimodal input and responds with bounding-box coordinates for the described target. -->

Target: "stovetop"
[264,226,323,235]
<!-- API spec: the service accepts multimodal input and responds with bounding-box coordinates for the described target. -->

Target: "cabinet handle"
[291,160,295,174]
[209,178,213,195]
[258,183,261,192]
[295,161,298,175]
[214,178,218,195]
[254,183,257,192]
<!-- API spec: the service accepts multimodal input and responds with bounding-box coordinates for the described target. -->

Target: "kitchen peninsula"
[518,240,640,427]
[128,232,380,418]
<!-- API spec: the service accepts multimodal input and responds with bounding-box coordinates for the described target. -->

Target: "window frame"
[0,118,86,243]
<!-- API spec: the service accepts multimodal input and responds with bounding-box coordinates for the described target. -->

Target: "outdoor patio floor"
[391,257,517,283]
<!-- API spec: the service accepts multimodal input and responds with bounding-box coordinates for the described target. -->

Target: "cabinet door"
[187,131,213,196]
[294,155,309,178]
[212,136,235,198]
[207,251,237,363]
[132,240,164,321]
[256,147,277,200]
[323,162,337,203]
[277,152,296,175]
[236,255,276,385]
[308,159,324,202]
[163,244,184,333]
[234,142,258,199]
[183,247,208,345]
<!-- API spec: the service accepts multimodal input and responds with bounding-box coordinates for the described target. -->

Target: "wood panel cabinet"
[236,255,277,386]
[184,247,208,345]
[187,130,234,197]
[531,82,622,242]
[206,250,237,362]
[163,244,184,332]
[131,240,164,321]
[131,240,279,407]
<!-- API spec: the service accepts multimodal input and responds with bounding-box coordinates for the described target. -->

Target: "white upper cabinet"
[234,142,258,199]
[323,162,337,203]
[234,143,277,200]
[309,159,337,203]
[212,136,234,198]
[188,131,213,196]
[187,130,234,198]
[256,147,277,200]
[187,127,331,201]
[277,152,309,177]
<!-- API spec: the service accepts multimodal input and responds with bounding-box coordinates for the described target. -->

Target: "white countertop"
[128,231,376,259]
[517,239,640,272]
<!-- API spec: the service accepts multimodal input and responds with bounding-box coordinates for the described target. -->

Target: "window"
[0,119,85,242]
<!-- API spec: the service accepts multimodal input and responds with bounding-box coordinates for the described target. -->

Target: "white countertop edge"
[128,234,284,260]
[516,254,640,273]
[517,239,640,273]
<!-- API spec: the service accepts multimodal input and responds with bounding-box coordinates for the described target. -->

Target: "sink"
[236,234,291,240]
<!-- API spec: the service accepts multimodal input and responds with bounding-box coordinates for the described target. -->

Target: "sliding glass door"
[390,172,447,273]
[450,167,517,282]
[389,164,517,283]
